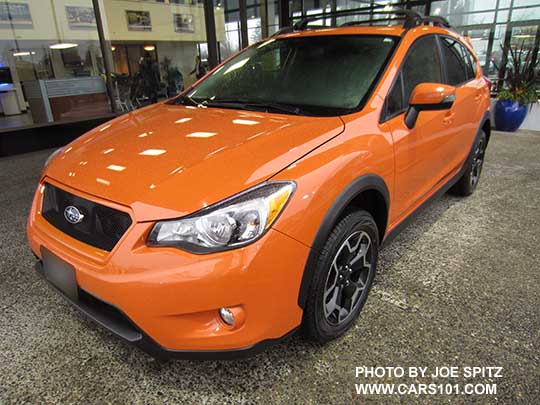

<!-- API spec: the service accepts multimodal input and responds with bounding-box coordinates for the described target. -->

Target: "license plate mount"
[41,247,78,300]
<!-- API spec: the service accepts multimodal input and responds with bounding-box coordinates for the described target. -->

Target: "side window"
[386,73,404,117]
[440,37,470,85]
[401,36,443,105]
[463,46,478,78]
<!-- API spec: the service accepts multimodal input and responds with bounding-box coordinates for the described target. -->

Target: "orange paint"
[27,25,490,353]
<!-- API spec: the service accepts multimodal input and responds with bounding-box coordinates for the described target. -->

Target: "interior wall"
[0,0,226,43]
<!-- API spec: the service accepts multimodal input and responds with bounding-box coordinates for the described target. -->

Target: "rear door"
[383,35,455,222]
[438,35,484,170]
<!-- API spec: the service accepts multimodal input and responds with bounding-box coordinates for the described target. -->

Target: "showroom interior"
[1,0,539,403]
[0,0,538,137]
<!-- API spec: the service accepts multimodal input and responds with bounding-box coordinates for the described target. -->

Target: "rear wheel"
[450,130,487,196]
[302,211,378,343]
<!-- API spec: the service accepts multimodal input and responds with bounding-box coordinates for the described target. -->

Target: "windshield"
[170,35,398,116]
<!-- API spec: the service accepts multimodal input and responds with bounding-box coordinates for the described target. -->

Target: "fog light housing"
[219,307,235,326]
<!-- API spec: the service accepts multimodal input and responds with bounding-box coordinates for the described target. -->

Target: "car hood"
[45,103,344,221]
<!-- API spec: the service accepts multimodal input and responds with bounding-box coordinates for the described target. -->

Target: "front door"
[384,35,456,222]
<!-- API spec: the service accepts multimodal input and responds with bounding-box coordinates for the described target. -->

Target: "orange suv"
[27,11,491,359]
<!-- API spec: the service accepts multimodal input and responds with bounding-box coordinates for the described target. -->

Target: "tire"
[302,210,379,343]
[450,130,488,196]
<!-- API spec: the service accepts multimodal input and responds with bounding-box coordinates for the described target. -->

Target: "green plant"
[495,41,539,107]
[160,57,183,97]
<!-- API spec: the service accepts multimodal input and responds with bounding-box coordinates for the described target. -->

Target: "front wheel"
[302,211,379,343]
[450,130,487,196]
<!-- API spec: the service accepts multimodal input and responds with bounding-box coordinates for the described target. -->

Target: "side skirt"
[381,165,463,248]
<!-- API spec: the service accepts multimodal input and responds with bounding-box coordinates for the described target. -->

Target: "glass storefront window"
[106,0,223,109]
[0,0,227,131]
[268,0,280,35]
[511,6,540,21]
[0,0,109,129]
[434,0,540,95]
[447,11,496,26]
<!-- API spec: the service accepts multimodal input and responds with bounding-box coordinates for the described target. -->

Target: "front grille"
[41,183,132,251]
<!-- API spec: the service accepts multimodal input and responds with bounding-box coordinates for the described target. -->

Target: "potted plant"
[494,41,539,132]
[160,57,184,98]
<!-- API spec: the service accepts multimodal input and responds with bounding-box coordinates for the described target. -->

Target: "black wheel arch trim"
[297,173,389,309]
[297,111,490,309]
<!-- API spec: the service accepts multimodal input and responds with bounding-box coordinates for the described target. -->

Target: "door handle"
[474,90,484,101]
[443,112,455,125]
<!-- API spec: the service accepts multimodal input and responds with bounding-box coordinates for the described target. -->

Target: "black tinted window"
[178,35,398,115]
[440,37,472,85]
[386,73,404,116]
[463,44,477,78]
[402,36,443,104]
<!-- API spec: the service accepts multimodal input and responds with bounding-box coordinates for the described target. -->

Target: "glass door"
[459,24,495,78]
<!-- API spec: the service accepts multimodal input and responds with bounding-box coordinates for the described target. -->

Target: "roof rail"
[417,16,452,28]
[341,17,412,27]
[293,6,421,30]
[271,6,454,36]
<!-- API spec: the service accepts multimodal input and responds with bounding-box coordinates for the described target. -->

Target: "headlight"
[43,147,63,169]
[147,181,295,253]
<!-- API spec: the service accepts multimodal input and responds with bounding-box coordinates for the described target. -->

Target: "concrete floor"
[0,130,539,403]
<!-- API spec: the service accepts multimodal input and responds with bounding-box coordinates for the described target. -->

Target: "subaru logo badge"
[64,205,84,224]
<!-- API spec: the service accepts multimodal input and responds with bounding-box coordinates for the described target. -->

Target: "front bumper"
[34,260,298,359]
[27,180,310,358]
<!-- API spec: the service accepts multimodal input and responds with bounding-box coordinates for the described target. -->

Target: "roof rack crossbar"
[293,6,421,29]
[340,17,411,27]
[419,16,451,28]
[271,5,453,37]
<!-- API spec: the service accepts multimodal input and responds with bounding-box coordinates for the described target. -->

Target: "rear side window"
[440,37,475,85]
[385,35,442,118]
[463,45,478,78]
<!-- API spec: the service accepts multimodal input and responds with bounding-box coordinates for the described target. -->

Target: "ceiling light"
[107,164,126,172]
[257,39,275,49]
[186,132,217,138]
[111,46,116,51]
[139,149,166,156]
[224,57,250,75]
[96,178,111,186]
[144,45,155,52]
[233,119,259,125]
[50,43,78,50]
[13,51,31,56]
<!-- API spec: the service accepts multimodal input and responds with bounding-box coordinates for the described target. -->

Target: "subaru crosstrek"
[27,18,491,359]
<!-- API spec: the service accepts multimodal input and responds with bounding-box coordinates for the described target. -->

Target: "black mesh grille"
[42,183,132,251]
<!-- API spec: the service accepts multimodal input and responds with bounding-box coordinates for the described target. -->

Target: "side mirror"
[404,83,456,129]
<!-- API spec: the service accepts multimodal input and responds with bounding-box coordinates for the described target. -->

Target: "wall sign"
[66,6,96,30]
[126,10,152,31]
[0,2,33,29]
[174,14,194,33]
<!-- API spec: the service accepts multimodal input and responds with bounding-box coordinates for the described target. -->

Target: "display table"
[0,84,22,116]
[23,77,109,123]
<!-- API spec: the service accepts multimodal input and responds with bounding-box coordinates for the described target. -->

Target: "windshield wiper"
[174,95,208,107]
[205,99,308,115]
